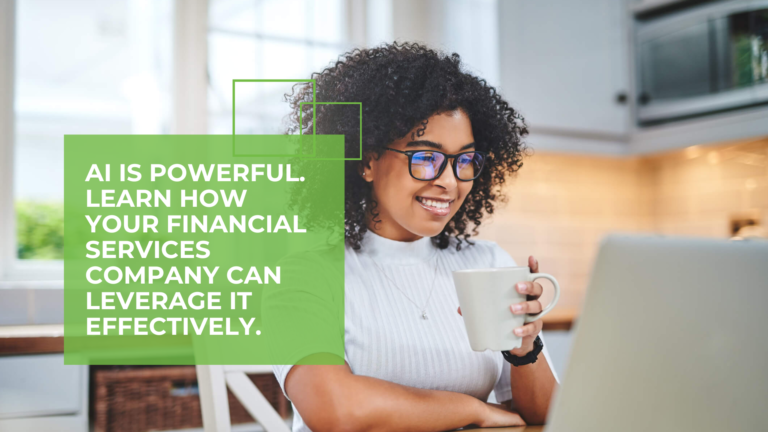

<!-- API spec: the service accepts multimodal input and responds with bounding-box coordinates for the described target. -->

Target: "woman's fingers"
[513,319,542,337]
[515,281,543,297]
[528,255,539,273]
[479,402,527,428]
[510,299,543,315]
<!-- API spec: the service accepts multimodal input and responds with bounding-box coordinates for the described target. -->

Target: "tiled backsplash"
[645,139,768,237]
[477,138,768,313]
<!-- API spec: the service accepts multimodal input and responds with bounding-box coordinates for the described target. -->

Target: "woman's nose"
[432,159,458,190]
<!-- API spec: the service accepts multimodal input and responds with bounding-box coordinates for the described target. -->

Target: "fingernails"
[511,304,523,313]
[517,282,527,293]
[514,328,524,336]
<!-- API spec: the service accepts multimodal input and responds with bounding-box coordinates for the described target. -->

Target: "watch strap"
[502,335,543,366]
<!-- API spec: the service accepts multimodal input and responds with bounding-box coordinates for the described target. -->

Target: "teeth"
[419,198,449,209]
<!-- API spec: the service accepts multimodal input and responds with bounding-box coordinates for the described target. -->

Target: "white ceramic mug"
[452,266,561,351]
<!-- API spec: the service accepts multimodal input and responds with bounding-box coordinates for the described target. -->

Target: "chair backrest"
[196,365,291,432]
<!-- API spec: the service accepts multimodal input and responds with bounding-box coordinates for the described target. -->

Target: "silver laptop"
[546,234,768,432]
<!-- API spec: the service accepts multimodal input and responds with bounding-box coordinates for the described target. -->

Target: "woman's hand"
[507,255,545,356]
[456,255,546,357]
[475,402,527,428]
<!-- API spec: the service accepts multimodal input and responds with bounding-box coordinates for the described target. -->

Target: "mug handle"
[523,273,561,323]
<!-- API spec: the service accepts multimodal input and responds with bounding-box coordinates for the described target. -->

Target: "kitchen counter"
[541,308,577,331]
[0,310,576,357]
[0,324,64,355]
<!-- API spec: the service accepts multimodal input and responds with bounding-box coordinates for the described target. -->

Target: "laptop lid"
[546,234,768,432]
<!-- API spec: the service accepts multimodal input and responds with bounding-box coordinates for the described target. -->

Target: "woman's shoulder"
[441,236,518,268]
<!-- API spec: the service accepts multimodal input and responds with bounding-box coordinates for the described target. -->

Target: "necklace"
[370,253,440,320]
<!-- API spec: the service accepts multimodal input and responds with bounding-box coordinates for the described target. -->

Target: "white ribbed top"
[273,231,558,432]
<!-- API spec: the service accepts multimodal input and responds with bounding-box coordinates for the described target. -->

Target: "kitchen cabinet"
[0,355,83,418]
[498,0,768,156]
[499,0,631,153]
[0,326,88,432]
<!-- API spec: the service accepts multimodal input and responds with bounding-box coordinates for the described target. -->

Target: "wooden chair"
[196,365,291,432]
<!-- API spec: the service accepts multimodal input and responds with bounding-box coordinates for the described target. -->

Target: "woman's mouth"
[416,196,454,217]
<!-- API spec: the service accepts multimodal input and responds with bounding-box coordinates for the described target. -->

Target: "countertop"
[0,307,577,356]
[540,308,576,331]
[0,324,64,355]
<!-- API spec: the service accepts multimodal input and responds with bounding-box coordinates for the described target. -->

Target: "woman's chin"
[409,221,452,239]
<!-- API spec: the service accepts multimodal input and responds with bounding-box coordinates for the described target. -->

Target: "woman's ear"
[358,158,374,182]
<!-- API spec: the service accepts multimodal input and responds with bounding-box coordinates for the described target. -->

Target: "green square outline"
[298,101,362,161]
[231,79,316,157]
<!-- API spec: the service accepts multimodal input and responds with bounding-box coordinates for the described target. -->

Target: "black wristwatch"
[502,335,543,366]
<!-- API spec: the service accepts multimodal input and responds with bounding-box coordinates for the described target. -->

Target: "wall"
[478,137,768,314]
[2,139,764,326]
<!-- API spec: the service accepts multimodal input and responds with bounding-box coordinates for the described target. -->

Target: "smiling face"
[361,109,477,242]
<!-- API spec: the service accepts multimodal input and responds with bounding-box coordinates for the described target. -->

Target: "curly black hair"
[284,41,529,251]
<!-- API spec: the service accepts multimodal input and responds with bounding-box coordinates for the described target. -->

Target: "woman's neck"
[365,213,423,243]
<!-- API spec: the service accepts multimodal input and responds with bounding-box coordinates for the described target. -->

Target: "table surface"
[461,427,543,431]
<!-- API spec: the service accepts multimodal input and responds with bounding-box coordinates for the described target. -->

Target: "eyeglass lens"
[410,151,484,180]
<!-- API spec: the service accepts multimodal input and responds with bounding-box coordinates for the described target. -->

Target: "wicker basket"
[92,366,290,432]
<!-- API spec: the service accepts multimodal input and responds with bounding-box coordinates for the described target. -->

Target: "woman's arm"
[507,349,558,424]
[285,362,526,432]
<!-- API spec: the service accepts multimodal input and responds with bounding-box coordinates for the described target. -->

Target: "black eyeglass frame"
[385,147,488,182]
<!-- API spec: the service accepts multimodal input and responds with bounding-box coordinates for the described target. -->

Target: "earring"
[363,172,366,176]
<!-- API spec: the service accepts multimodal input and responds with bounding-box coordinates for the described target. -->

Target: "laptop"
[545,234,768,432]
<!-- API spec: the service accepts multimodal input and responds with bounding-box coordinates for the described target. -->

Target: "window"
[207,0,353,135]
[441,0,499,88]
[3,0,173,284]
[2,0,353,285]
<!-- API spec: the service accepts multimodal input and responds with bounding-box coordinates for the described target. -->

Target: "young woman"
[272,42,559,432]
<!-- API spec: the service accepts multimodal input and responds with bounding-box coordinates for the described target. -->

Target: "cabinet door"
[499,0,630,137]
[0,354,83,419]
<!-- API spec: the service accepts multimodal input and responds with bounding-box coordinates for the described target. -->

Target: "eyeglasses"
[385,147,487,181]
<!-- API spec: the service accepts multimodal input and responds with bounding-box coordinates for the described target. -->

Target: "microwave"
[635,0,768,124]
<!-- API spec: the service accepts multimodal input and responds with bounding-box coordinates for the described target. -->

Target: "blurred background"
[0,0,767,431]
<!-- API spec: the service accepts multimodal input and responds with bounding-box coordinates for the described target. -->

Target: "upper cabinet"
[498,0,631,152]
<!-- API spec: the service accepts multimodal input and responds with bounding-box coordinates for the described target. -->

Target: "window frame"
[0,0,43,288]
[206,0,363,134]
[0,0,369,289]
[0,0,198,288]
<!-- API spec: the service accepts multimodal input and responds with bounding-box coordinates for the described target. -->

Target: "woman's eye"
[415,152,437,162]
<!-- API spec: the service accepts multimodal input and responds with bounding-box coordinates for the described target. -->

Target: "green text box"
[64,135,345,365]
